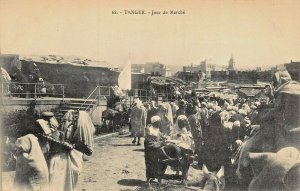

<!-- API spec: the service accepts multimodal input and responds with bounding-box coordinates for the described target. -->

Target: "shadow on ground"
[111,144,138,147]
[133,149,144,152]
[117,179,146,186]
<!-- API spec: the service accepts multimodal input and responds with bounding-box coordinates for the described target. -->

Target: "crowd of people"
[4,110,95,191]
[126,69,300,190]
[129,90,268,184]
[3,68,299,190]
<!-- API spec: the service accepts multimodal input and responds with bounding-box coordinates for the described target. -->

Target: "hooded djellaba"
[170,115,194,151]
[157,102,174,135]
[144,115,165,182]
[47,110,95,191]
[13,134,49,191]
[130,98,147,145]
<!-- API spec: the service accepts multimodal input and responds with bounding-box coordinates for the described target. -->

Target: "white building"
[131,62,171,77]
[228,55,236,71]
[200,59,214,80]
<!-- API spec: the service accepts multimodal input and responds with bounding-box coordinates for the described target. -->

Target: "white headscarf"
[214,106,222,112]
[151,115,161,123]
[207,103,214,109]
[220,110,230,122]
[171,115,190,138]
[238,109,247,116]
[134,98,143,108]
[233,121,241,127]
[223,121,233,130]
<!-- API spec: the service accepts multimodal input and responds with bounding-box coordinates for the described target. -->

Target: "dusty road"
[77,133,148,191]
[2,133,241,191]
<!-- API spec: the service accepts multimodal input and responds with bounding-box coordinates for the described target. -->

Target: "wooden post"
[1,83,3,96]
[62,85,65,103]
[34,84,37,99]
[98,86,101,106]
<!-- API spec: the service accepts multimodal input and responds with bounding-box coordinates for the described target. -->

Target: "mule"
[101,109,120,132]
[156,143,193,186]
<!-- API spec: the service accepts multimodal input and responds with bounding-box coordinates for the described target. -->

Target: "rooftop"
[238,88,262,97]
[148,76,186,86]
[20,55,118,70]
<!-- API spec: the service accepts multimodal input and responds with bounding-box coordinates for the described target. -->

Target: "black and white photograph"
[1,0,300,190]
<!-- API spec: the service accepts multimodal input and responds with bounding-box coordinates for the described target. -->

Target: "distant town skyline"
[1,0,300,69]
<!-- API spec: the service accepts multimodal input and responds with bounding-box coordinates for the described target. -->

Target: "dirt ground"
[2,133,242,191]
[77,134,148,191]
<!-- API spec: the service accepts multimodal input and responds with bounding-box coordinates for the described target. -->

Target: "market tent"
[147,76,186,87]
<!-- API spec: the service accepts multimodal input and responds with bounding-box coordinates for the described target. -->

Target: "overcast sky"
[1,0,300,69]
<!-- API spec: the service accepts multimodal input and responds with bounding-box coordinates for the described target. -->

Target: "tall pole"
[34,84,37,99]
[62,85,65,103]
[98,86,101,106]
[1,82,3,96]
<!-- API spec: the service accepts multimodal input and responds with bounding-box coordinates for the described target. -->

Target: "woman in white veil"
[169,115,194,151]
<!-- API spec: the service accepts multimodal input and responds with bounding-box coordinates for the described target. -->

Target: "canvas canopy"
[147,76,186,87]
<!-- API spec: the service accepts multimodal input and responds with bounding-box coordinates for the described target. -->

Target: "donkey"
[156,143,193,186]
[201,164,225,191]
[101,108,120,132]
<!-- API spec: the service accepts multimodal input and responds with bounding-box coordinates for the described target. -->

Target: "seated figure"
[169,115,194,152]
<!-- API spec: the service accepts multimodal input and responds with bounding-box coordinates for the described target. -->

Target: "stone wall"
[131,73,150,89]
[0,98,61,114]
[21,60,120,98]
[176,71,200,82]
[211,71,228,81]
[1,97,108,125]
[227,70,258,84]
